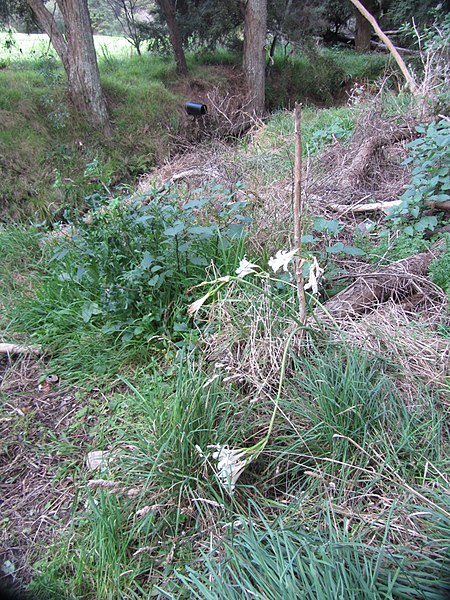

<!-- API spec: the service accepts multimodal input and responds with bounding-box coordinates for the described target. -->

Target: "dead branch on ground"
[316,240,445,321]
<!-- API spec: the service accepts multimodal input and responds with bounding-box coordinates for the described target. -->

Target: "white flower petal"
[236,256,258,278]
[268,249,298,273]
[304,256,324,295]
[187,292,210,316]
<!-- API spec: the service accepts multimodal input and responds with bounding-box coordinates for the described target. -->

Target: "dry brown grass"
[0,355,86,587]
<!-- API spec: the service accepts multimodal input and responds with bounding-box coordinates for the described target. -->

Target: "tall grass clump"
[176,503,450,600]
[29,354,260,599]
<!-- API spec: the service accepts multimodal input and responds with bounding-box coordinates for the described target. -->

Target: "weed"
[11,184,248,380]
[387,118,450,236]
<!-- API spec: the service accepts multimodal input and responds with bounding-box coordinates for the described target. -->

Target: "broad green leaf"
[224,223,245,238]
[326,242,345,253]
[148,274,159,287]
[140,251,154,269]
[164,222,185,236]
[414,216,438,232]
[182,198,210,210]
[301,235,317,243]
[313,217,341,234]
[188,225,217,236]
[342,245,365,256]
[188,255,208,266]
[81,302,101,323]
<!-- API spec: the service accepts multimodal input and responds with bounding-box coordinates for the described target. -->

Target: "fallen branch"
[341,128,412,189]
[348,0,418,95]
[328,199,402,214]
[0,343,42,355]
[316,240,445,321]
[329,199,450,214]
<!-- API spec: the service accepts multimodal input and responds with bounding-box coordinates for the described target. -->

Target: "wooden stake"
[294,103,307,325]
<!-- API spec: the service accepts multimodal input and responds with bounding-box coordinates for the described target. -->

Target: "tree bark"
[243,0,267,117]
[157,0,188,77]
[27,0,112,137]
[355,6,372,52]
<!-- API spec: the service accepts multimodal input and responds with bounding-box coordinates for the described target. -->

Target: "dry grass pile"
[309,110,416,207]
[198,280,301,401]
[340,301,450,394]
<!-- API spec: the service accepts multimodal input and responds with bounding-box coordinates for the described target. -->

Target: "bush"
[16,184,249,353]
[387,118,450,236]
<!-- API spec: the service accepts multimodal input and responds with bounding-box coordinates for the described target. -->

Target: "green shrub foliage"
[388,118,450,235]
[28,184,248,344]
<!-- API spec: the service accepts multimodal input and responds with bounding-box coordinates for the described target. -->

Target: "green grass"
[22,339,450,599]
[0,32,390,220]
[0,35,179,220]
[239,105,358,186]
[266,47,388,109]
[2,216,449,597]
[2,31,449,600]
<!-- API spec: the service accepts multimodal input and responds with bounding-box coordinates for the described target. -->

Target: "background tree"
[26,0,112,136]
[354,0,378,51]
[243,0,267,116]
[104,0,152,55]
[156,0,187,75]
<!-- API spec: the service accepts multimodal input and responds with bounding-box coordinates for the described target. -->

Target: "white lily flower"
[268,248,298,273]
[208,445,251,493]
[236,256,258,278]
[304,256,324,295]
[187,292,210,316]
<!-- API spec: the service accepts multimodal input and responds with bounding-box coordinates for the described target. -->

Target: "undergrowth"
[1,38,449,600]
[7,183,248,382]
[0,37,387,220]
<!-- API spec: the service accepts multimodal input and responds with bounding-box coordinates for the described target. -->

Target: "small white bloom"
[304,256,324,295]
[209,445,251,493]
[268,249,298,273]
[236,256,258,278]
[187,292,210,316]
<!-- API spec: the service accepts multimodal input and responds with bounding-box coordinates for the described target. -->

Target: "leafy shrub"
[387,118,450,235]
[18,184,249,349]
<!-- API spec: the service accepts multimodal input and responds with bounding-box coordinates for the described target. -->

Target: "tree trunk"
[243,0,267,116]
[157,0,188,77]
[354,0,375,52]
[27,0,112,137]
[355,9,371,52]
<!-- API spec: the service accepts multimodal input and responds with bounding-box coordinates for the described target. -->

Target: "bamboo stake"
[349,0,418,95]
[293,103,307,325]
